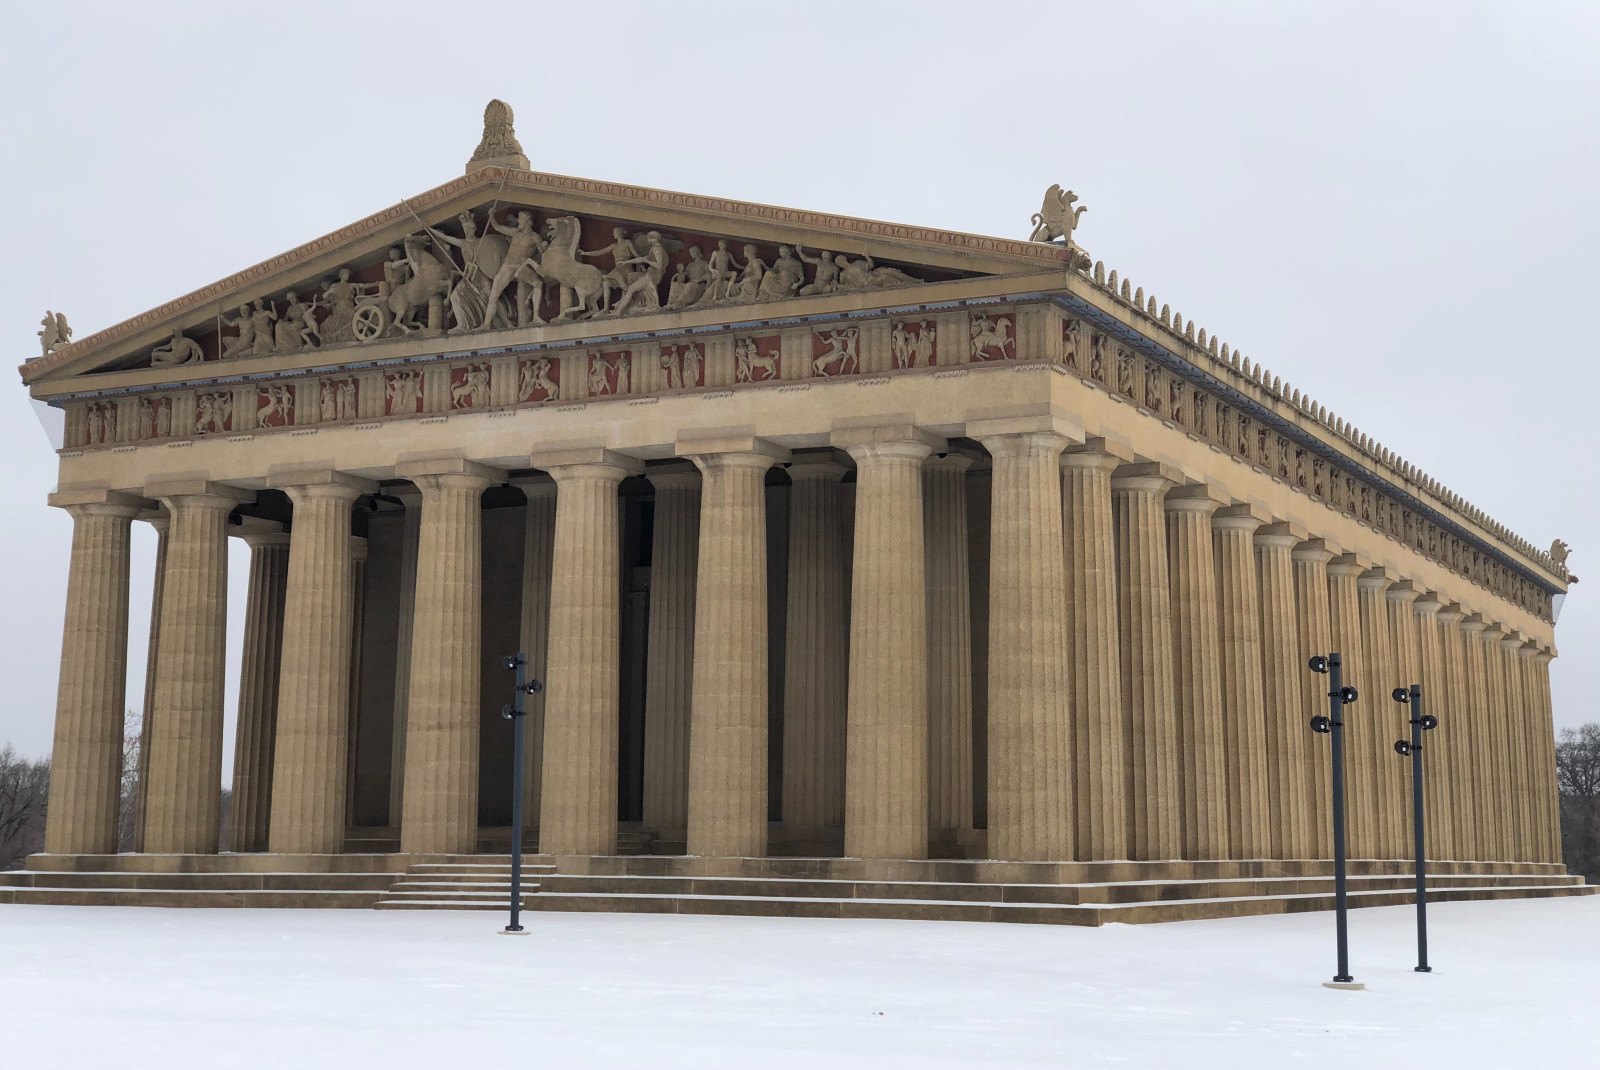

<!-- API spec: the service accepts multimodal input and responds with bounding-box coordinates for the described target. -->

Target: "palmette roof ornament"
[467,99,529,174]
[1028,184,1092,269]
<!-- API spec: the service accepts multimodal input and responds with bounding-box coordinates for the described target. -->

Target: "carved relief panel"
[84,402,117,445]
[588,351,632,396]
[518,357,560,402]
[811,328,860,378]
[969,314,1015,362]
[449,363,492,409]
[317,378,357,422]
[257,384,296,428]
[659,343,705,390]
[733,336,781,383]
[891,320,937,369]
[194,392,233,435]
[385,370,424,416]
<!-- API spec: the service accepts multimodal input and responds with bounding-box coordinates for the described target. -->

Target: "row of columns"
[43,425,1565,864]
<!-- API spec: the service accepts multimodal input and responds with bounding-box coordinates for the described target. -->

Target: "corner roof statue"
[467,98,529,173]
[37,310,70,357]
[1028,183,1086,245]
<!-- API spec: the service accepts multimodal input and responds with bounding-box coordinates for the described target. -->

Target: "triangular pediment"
[22,167,1069,393]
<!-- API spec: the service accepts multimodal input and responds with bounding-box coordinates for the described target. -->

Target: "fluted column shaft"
[1326,558,1367,855]
[539,463,628,856]
[399,470,490,855]
[1384,585,1421,859]
[230,533,289,852]
[1532,650,1560,862]
[1354,572,1395,859]
[641,469,700,833]
[1060,449,1126,861]
[44,500,141,855]
[145,491,240,854]
[269,482,361,854]
[923,454,973,840]
[843,439,933,860]
[133,515,169,853]
[514,481,556,828]
[1436,608,1470,857]
[1478,625,1511,859]
[1412,597,1450,859]
[1292,543,1335,859]
[686,450,776,857]
[1258,529,1308,858]
[387,488,423,827]
[345,536,367,829]
[1165,489,1226,860]
[1213,510,1269,860]
[984,432,1073,862]
[1112,467,1177,860]
[780,458,849,833]
[1459,617,1491,859]
[1501,635,1533,860]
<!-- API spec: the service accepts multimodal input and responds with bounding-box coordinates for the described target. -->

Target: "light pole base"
[1323,981,1366,991]
[1414,966,1432,973]
[499,927,531,937]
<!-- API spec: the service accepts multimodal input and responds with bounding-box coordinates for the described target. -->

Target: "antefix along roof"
[19,166,1068,385]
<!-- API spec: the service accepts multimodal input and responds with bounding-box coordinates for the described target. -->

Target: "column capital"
[1327,552,1368,578]
[1460,613,1488,635]
[1534,647,1555,665]
[1255,520,1308,548]
[266,466,379,496]
[830,421,945,458]
[786,449,849,480]
[1500,632,1526,650]
[1413,592,1444,618]
[1437,603,1465,625]
[48,487,154,515]
[964,410,1083,443]
[1357,566,1393,591]
[395,455,507,485]
[1163,483,1221,515]
[143,478,255,507]
[1110,460,1179,493]
[1062,435,1137,466]
[643,459,702,492]
[1385,580,1421,605]
[240,531,291,551]
[1292,538,1338,565]
[1479,621,1506,641]
[675,434,788,466]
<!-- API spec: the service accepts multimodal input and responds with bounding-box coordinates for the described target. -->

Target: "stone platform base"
[1,852,1589,925]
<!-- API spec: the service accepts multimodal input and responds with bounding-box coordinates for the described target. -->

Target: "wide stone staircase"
[5,852,1590,924]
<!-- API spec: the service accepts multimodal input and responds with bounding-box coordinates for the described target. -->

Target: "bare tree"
[0,746,51,870]
[118,709,142,852]
[1556,723,1600,882]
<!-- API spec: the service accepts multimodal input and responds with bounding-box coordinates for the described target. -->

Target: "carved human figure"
[733,337,779,383]
[694,239,740,306]
[970,315,1014,362]
[837,252,916,291]
[723,244,766,304]
[482,211,547,330]
[386,370,422,414]
[611,231,671,316]
[681,344,702,386]
[153,398,170,438]
[319,269,361,344]
[259,385,293,427]
[337,378,356,421]
[891,323,912,369]
[221,303,255,358]
[913,322,936,367]
[86,404,104,445]
[271,293,310,351]
[795,247,838,296]
[320,380,338,422]
[759,245,804,301]
[249,299,278,356]
[195,392,232,435]
[381,247,411,297]
[136,398,155,440]
[579,227,641,311]
[150,326,204,368]
[429,213,502,332]
[451,363,491,408]
[38,310,71,356]
[664,247,710,309]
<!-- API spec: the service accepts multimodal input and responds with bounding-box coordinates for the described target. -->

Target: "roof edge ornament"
[1028,184,1091,270]
[467,99,529,174]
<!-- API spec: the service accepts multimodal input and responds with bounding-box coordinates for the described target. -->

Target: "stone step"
[0,886,387,909]
[0,870,402,892]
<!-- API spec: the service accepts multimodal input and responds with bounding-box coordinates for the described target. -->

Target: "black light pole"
[1391,682,1439,973]
[1308,652,1360,987]
[499,652,543,936]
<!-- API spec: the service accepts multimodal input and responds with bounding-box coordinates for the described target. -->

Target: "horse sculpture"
[390,234,454,332]
[537,216,607,321]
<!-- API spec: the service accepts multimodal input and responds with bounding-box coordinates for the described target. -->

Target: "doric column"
[780,454,849,835]
[387,487,422,827]
[229,529,289,853]
[1531,647,1561,863]
[1060,443,1127,861]
[835,425,940,860]
[1165,485,1226,861]
[923,453,974,842]
[1435,606,1471,857]
[1112,463,1178,861]
[1257,525,1309,858]
[345,535,367,829]
[512,478,556,829]
[641,465,700,836]
[1477,622,1510,859]
[1412,594,1450,860]
[43,490,145,855]
[533,450,636,856]
[982,430,1074,862]
[1458,615,1491,859]
[1384,582,1421,859]
[143,480,252,854]
[267,472,370,854]
[1326,556,1367,855]
[1213,506,1269,860]
[1355,569,1396,859]
[682,437,784,857]
[396,458,498,856]
[1500,633,1533,860]
[1514,640,1546,862]
[132,512,168,853]
[1292,541,1336,860]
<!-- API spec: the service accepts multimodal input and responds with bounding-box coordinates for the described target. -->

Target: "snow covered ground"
[1,896,1596,1068]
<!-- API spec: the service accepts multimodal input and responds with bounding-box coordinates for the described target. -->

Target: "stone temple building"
[6,103,1588,919]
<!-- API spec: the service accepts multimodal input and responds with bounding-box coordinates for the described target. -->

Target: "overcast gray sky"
[2,2,1595,770]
